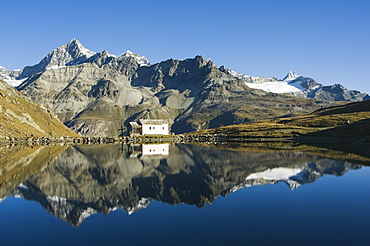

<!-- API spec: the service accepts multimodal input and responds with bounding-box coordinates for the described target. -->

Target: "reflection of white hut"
[128,144,169,158]
[127,120,170,136]
[142,143,169,156]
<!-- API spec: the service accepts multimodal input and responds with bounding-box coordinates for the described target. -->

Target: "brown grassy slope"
[193,100,370,139]
[188,100,370,163]
[0,79,80,139]
[278,99,370,128]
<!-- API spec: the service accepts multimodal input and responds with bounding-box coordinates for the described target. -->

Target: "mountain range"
[1,39,368,136]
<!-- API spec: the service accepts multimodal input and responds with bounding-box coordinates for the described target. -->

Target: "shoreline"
[1,134,368,146]
[1,134,369,165]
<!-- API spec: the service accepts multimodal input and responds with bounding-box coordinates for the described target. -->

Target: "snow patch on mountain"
[1,74,27,87]
[242,71,306,93]
[245,81,304,93]
[46,65,66,71]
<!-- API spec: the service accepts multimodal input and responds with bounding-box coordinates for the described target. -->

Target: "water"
[1,143,370,245]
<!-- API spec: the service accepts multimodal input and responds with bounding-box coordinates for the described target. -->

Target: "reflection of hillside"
[9,144,360,227]
[0,145,68,198]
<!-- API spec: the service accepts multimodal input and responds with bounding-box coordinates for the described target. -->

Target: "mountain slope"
[0,79,80,139]
[195,99,370,140]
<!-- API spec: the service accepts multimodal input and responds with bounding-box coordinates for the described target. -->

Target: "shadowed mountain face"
[5,143,360,227]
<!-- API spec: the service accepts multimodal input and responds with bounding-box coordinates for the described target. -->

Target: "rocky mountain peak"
[64,38,95,60]
[282,70,300,81]
[17,39,96,79]
[120,50,134,56]
[44,38,95,67]
[100,50,113,57]
[119,50,151,66]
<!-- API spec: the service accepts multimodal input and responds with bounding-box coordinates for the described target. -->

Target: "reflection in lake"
[1,143,362,227]
[2,143,370,245]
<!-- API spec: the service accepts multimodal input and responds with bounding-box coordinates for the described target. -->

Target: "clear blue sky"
[1,0,369,93]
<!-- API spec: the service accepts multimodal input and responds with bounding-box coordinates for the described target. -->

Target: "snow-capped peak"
[119,50,151,66]
[121,50,134,57]
[31,39,96,71]
[282,71,299,82]
[66,38,95,58]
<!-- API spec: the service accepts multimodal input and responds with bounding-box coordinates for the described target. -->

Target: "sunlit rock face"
[6,144,360,226]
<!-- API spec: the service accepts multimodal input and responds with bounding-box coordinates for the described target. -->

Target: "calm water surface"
[1,143,370,246]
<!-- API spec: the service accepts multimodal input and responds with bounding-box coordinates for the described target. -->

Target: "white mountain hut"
[127,119,170,136]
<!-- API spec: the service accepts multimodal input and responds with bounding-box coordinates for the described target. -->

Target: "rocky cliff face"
[7,143,360,226]
[15,40,335,136]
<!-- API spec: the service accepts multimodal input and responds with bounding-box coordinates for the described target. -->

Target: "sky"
[0,0,369,93]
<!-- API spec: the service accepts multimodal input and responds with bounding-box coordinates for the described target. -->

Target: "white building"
[127,119,170,136]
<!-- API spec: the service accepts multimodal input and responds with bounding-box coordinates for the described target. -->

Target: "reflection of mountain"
[231,159,358,191]
[8,144,360,227]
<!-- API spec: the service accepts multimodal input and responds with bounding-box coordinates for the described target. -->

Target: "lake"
[1,143,370,246]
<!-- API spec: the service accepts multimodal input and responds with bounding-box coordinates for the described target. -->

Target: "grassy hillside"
[0,79,80,139]
[188,100,370,162]
[193,100,370,139]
